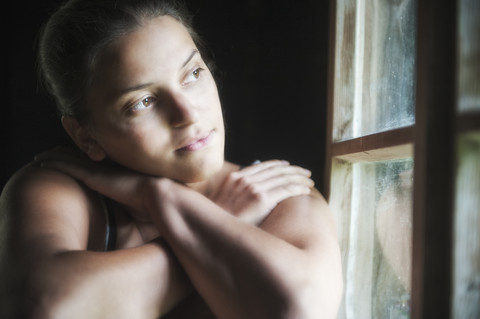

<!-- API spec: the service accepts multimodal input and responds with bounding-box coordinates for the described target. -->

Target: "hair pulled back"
[38,0,205,121]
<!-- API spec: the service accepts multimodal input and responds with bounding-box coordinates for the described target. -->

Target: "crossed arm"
[0,155,342,319]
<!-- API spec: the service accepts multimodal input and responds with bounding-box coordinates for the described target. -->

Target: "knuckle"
[245,183,267,201]
[250,189,266,202]
[229,171,240,180]
[149,177,170,193]
[237,175,251,188]
[227,171,243,184]
[245,182,258,194]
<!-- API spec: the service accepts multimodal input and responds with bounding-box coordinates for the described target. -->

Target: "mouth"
[176,130,215,152]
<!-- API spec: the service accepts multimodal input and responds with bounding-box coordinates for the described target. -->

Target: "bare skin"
[0,15,343,319]
[0,156,340,318]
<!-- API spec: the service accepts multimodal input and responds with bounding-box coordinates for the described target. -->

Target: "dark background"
[1,0,330,193]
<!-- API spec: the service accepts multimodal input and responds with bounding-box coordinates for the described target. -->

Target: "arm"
[0,166,192,319]
[149,179,343,319]
[37,152,343,319]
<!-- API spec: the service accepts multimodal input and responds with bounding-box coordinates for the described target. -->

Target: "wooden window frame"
[411,1,457,317]
[324,0,474,318]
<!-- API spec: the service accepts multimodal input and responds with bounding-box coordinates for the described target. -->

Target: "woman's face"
[85,16,225,183]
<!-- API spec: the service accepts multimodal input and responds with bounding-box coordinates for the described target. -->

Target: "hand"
[207,160,314,225]
[35,147,156,222]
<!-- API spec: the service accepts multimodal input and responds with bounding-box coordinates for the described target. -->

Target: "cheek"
[203,85,223,121]
[126,123,171,155]
[96,119,169,159]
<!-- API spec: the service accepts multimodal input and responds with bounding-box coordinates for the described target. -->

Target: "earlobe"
[61,115,106,161]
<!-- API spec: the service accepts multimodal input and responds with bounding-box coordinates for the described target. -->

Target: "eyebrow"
[118,49,200,96]
[119,82,154,95]
[182,49,199,68]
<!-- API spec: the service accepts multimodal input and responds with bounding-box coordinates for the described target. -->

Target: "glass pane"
[452,132,480,318]
[330,158,413,318]
[332,0,416,142]
[457,0,480,113]
[362,0,416,136]
[331,0,357,142]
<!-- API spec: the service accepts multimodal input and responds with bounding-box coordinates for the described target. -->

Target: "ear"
[61,116,106,161]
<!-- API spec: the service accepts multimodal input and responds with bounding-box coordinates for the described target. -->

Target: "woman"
[0,0,342,318]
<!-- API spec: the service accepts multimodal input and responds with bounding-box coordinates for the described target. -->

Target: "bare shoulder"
[0,162,101,253]
[3,162,82,197]
[1,162,94,216]
[260,188,337,250]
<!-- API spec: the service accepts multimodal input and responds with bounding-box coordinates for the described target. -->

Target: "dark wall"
[1,0,330,193]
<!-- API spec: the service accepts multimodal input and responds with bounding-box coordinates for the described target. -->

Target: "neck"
[185,161,238,196]
[186,179,210,194]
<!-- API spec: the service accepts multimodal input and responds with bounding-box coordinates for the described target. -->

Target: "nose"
[167,91,199,128]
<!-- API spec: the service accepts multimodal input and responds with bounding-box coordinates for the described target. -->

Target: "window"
[327,0,416,317]
[325,0,480,318]
[452,0,480,317]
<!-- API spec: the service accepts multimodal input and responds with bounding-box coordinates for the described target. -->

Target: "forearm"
[29,155,342,317]
[149,180,341,319]
[7,239,192,319]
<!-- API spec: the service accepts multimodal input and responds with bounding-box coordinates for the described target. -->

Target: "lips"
[176,130,215,152]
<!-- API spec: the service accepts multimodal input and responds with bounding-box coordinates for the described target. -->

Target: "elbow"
[282,275,343,319]
[280,252,344,319]
[291,277,343,319]
[256,269,342,319]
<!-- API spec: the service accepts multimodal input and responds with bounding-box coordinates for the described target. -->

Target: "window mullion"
[412,0,458,317]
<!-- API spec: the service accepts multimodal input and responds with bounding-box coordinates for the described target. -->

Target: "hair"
[38,0,210,122]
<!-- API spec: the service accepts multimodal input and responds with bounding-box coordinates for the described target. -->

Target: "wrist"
[144,178,186,232]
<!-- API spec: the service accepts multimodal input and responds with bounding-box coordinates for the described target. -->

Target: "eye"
[130,96,156,112]
[183,67,204,85]
[192,68,202,79]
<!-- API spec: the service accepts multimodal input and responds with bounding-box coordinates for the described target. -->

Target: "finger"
[37,146,127,187]
[40,159,145,208]
[240,164,313,185]
[260,183,312,206]
[34,146,86,162]
[239,160,289,176]
[252,173,315,193]
[39,158,97,181]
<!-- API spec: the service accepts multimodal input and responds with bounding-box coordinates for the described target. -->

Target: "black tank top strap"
[101,196,117,251]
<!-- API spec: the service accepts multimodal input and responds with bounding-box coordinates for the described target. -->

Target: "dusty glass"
[332,0,416,142]
[330,158,413,319]
[452,1,480,315]
[452,133,480,318]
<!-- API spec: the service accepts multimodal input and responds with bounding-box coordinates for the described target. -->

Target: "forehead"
[92,15,197,91]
